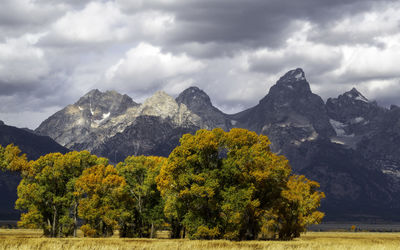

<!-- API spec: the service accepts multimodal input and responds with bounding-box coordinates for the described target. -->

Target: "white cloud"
[104,42,204,97]
[0,33,49,90]
[51,1,128,43]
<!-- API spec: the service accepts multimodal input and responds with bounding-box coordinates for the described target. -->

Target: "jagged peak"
[273,68,311,94]
[77,89,135,104]
[343,87,369,103]
[83,89,101,97]
[0,120,4,126]
[278,68,306,84]
[176,86,212,107]
[143,90,176,105]
[264,68,311,99]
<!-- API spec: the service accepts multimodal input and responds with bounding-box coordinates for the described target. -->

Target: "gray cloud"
[138,0,397,56]
[0,0,400,128]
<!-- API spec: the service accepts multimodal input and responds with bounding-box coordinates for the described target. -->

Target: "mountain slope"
[0,122,69,220]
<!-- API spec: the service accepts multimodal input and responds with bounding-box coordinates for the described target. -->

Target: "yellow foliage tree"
[75,164,126,237]
[157,128,325,240]
[15,151,101,237]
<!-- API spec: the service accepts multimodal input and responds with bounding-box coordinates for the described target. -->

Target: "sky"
[1,0,400,129]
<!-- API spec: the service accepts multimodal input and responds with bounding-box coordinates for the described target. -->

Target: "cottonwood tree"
[0,144,27,172]
[116,155,165,238]
[75,164,126,237]
[157,128,325,240]
[15,151,101,237]
[274,175,325,240]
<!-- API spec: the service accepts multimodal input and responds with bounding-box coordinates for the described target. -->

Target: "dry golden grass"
[0,229,399,250]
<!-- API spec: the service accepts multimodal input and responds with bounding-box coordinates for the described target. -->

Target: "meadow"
[0,229,399,250]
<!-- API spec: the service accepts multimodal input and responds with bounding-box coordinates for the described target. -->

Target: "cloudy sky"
[1,0,400,129]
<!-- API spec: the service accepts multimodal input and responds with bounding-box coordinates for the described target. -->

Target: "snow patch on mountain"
[329,119,347,136]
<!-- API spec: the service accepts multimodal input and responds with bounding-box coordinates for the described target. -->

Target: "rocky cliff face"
[35,69,400,221]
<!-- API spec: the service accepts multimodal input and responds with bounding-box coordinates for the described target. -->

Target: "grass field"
[0,229,399,249]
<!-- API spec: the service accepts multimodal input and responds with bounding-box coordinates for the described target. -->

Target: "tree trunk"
[52,206,57,237]
[73,201,78,237]
[150,222,154,238]
[181,227,186,239]
[170,220,182,239]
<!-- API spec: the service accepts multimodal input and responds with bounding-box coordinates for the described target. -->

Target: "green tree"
[75,164,126,237]
[157,128,324,240]
[116,155,166,238]
[15,151,100,237]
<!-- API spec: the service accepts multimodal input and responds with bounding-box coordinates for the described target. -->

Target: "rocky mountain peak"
[176,86,231,131]
[176,86,213,108]
[274,68,311,93]
[326,88,386,142]
[137,91,201,126]
[343,87,369,103]
[278,68,306,82]
[259,68,316,107]
[326,88,380,119]
[75,89,137,119]
[142,91,175,107]
[0,120,4,126]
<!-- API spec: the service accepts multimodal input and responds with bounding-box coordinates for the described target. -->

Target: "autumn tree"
[15,151,101,237]
[157,129,225,239]
[0,144,28,172]
[116,155,166,238]
[75,164,126,237]
[157,128,325,240]
[271,175,325,240]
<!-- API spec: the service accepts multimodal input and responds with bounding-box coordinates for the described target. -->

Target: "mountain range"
[2,68,400,221]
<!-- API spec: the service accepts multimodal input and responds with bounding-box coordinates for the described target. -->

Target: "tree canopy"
[0,128,324,240]
[116,155,166,238]
[15,151,103,237]
[157,128,324,240]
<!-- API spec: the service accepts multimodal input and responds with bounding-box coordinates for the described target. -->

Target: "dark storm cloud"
[136,0,397,57]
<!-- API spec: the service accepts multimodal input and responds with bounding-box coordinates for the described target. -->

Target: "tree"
[75,164,126,237]
[0,144,27,172]
[15,151,101,237]
[157,128,324,240]
[157,129,224,239]
[116,155,166,238]
[273,175,325,240]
